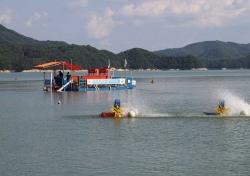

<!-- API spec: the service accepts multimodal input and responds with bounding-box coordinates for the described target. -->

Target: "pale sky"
[1,0,250,53]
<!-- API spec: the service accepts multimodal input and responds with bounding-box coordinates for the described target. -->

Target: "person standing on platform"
[66,72,71,82]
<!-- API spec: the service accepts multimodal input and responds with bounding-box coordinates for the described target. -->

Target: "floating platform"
[33,61,136,92]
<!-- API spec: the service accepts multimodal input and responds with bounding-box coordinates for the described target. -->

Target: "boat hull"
[46,77,136,92]
[100,112,129,118]
[203,112,218,115]
[101,112,116,118]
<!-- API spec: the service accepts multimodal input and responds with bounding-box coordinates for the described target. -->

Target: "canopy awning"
[33,61,82,71]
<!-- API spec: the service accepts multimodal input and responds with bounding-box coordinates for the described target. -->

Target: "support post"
[50,72,53,92]
[43,72,46,87]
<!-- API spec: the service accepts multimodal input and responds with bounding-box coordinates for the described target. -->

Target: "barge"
[33,61,136,92]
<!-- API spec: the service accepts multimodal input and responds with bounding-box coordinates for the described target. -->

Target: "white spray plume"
[217,89,250,116]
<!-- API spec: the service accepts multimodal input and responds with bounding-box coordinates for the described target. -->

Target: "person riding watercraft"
[204,99,229,115]
[214,100,229,115]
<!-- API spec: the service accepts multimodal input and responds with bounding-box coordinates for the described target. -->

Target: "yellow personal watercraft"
[204,100,229,115]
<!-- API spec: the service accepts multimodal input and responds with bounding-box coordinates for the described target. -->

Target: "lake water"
[1,70,250,176]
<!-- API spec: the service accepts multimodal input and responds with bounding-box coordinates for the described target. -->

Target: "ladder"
[57,79,73,92]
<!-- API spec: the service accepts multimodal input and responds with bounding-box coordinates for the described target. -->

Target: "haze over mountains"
[1,24,250,71]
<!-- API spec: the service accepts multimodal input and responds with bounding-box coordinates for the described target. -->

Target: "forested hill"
[155,41,250,69]
[0,24,122,71]
[1,24,250,71]
[155,41,250,60]
[118,48,205,70]
[0,24,205,71]
[0,24,67,46]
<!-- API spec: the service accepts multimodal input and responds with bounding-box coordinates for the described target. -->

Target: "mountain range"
[155,41,250,60]
[1,24,250,71]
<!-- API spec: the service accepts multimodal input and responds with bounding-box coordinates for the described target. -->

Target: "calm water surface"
[1,70,250,176]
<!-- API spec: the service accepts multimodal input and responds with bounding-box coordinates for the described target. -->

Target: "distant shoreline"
[0,68,209,73]
[0,69,88,73]
[2,68,249,73]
